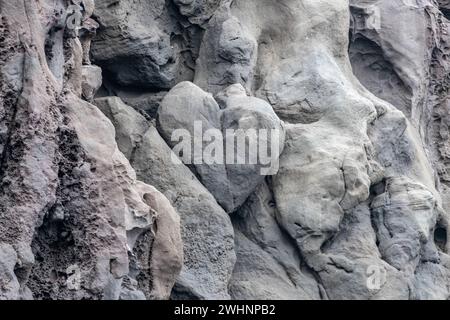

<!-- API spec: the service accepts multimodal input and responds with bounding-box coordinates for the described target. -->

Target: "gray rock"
[121,92,168,120]
[3,0,450,301]
[132,126,236,300]
[230,182,321,300]
[0,0,182,300]
[120,288,146,301]
[81,65,102,102]
[195,4,257,95]
[0,244,21,299]
[200,0,450,299]
[91,0,199,90]
[95,97,149,159]
[174,0,222,26]
[158,82,285,213]
[97,96,236,299]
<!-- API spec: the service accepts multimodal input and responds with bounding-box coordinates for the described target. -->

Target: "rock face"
[158,81,285,213]
[0,0,182,300]
[91,0,201,91]
[95,96,235,299]
[1,0,450,300]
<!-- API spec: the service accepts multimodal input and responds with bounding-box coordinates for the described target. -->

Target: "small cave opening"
[370,179,386,197]
[438,0,450,20]
[440,7,450,20]
[434,226,447,252]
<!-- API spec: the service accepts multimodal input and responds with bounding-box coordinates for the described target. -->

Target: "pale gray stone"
[2,0,450,301]
[158,82,285,213]
[0,0,182,300]
[96,96,236,299]
[81,65,102,102]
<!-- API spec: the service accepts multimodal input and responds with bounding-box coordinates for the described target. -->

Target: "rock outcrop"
[1,0,450,300]
[0,0,182,300]
[158,81,285,213]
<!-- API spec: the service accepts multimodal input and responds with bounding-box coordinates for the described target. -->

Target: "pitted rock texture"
[0,0,182,300]
[1,0,450,300]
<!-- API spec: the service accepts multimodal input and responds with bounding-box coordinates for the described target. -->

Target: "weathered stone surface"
[96,96,235,300]
[81,65,102,102]
[174,0,222,26]
[230,182,321,300]
[158,82,285,213]
[91,0,201,91]
[120,92,167,121]
[2,0,450,301]
[95,97,149,160]
[194,0,450,299]
[0,0,182,300]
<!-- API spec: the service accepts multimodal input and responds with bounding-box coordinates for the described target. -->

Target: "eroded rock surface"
[158,81,285,213]
[94,96,235,299]
[0,0,182,300]
[1,0,450,300]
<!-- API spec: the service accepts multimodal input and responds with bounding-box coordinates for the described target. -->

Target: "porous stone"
[96,96,236,300]
[0,0,182,301]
